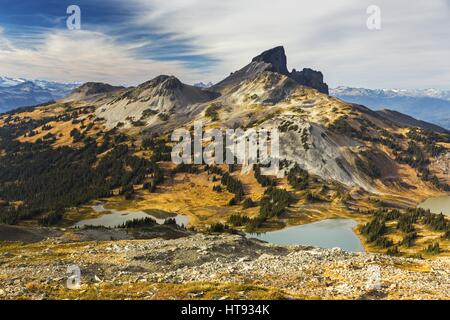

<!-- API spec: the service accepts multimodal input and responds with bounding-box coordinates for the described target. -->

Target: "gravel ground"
[0,233,449,300]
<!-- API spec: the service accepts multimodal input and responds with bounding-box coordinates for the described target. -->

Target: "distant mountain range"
[0,77,79,113]
[193,82,214,89]
[2,75,450,131]
[331,86,450,129]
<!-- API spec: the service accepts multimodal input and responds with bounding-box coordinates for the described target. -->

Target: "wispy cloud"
[0,28,205,85]
[134,0,450,89]
[0,0,449,89]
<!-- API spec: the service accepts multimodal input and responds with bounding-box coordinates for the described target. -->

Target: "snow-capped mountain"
[331,86,450,129]
[405,88,450,101]
[0,77,79,113]
[193,81,214,89]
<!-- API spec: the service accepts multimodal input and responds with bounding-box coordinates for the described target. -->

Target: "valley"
[0,46,449,299]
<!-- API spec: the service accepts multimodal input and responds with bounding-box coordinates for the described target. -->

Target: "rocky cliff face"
[251,46,290,75]
[291,68,329,95]
[215,46,329,94]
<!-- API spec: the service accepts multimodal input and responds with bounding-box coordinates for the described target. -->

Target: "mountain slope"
[187,71,379,190]
[377,109,448,133]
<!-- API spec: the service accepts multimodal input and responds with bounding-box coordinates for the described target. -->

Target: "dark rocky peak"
[213,46,329,95]
[252,46,289,75]
[291,68,329,95]
[251,46,328,94]
[141,75,183,91]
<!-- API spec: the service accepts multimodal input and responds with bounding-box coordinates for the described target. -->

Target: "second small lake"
[247,218,365,252]
[74,205,189,228]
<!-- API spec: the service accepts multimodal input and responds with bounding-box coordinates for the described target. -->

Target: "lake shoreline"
[74,203,189,228]
[418,196,450,216]
[246,218,365,252]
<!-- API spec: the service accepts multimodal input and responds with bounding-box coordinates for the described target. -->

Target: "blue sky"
[0,0,449,89]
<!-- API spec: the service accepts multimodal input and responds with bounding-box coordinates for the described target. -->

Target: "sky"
[0,0,449,89]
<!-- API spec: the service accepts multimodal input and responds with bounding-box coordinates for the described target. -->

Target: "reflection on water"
[75,205,189,228]
[247,218,365,252]
[418,196,450,216]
